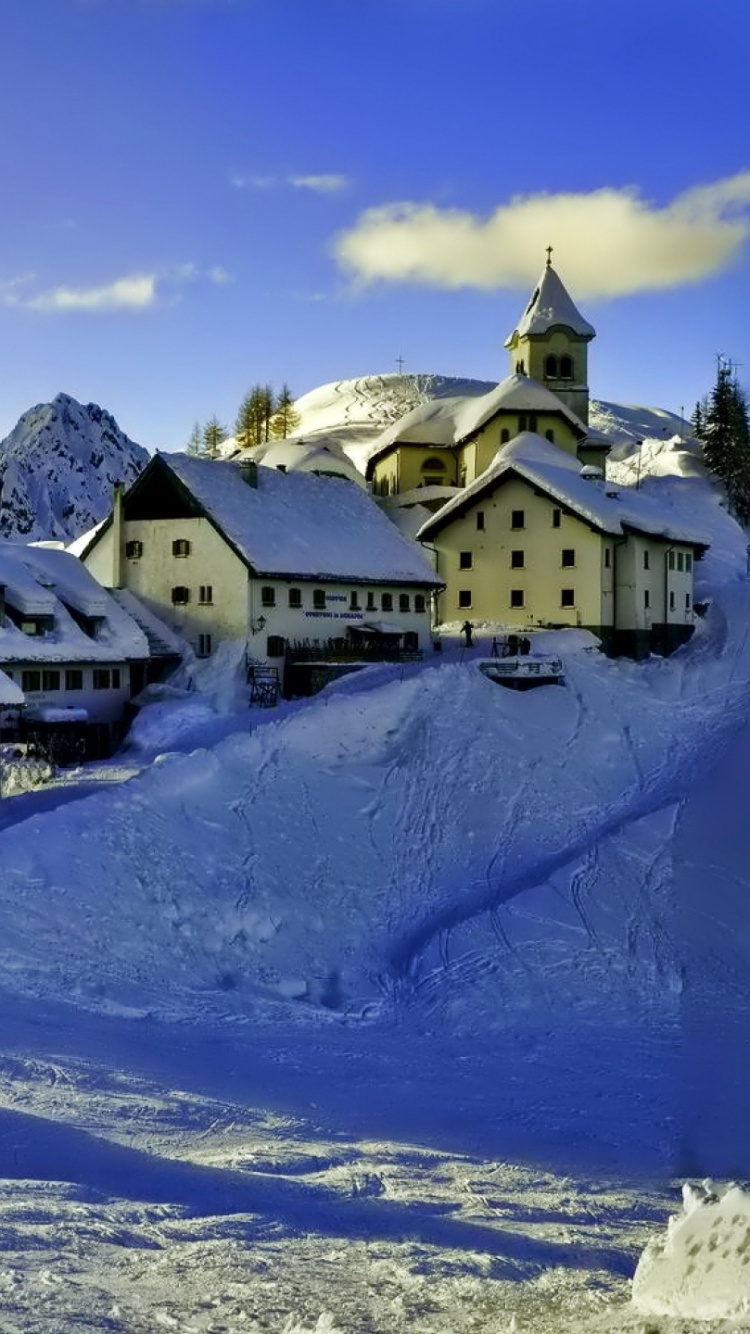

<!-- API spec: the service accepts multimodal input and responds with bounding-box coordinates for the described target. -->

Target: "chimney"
[112,482,125,589]
[238,459,258,488]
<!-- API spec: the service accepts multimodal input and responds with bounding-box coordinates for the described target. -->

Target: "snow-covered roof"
[417,432,711,548]
[383,484,460,508]
[68,520,106,559]
[0,667,24,706]
[23,543,108,617]
[505,263,596,345]
[110,589,186,658]
[129,453,442,587]
[241,437,367,487]
[0,544,150,664]
[365,374,596,473]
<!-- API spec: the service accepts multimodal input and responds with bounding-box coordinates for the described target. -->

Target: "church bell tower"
[504,250,595,426]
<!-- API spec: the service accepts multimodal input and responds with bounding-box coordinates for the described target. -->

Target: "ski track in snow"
[385,598,750,989]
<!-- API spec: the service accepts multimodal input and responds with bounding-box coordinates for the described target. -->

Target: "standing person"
[461,620,473,648]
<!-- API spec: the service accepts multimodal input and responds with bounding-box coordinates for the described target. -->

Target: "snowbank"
[632,1180,750,1318]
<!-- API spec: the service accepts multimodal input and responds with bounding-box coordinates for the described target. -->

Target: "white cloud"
[1,263,234,314]
[4,273,158,313]
[334,171,750,298]
[231,172,349,194]
[289,174,349,194]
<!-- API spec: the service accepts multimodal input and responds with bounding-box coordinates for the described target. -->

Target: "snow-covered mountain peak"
[0,393,149,542]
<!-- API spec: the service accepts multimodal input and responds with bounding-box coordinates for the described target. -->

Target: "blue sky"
[1,0,750,450]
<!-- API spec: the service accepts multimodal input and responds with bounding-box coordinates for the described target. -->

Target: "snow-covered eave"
[503,322,595,349]
[0,643,149,665]
[365,394,592,478]
[417,461,620,541]
[455,396,589,450]
[382,485,460,507]
[620,521,710,553]
[252,567,444,589]
[74,513,114,563]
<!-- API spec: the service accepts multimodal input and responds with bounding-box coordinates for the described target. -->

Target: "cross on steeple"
[545,245,553,268]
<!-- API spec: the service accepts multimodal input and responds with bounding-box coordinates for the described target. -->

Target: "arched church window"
[515,359,526,375]
[545,354,558,378]
[421,457,446,476]
[560,355,574,379]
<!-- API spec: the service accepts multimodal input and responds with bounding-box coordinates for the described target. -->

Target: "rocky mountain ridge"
[0,393,148,543]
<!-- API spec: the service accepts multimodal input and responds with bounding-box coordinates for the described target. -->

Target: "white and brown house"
[79,452,443,691]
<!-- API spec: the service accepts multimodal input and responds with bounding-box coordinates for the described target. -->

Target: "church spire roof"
[504,260,595,347]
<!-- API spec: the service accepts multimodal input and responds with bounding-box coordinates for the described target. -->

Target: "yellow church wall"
[431,476,610,629]
[372,446,457,495]
[467,414,580,475]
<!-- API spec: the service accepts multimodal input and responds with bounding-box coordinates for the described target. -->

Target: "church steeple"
[505,256,595,425]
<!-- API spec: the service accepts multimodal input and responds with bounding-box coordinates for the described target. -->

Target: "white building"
[80,453,442,692]
[0,543,150,756]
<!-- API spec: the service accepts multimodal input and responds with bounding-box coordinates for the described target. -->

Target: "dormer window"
[16,615,54,637]
[65,605,104,639]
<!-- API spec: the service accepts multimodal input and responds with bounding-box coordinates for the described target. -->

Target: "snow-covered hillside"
[293,372,693,473]
[0,442,747,1327]
[0,373,748,1329]
[0,393,148,542]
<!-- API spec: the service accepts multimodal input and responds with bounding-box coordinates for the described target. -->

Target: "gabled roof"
[0,544,150,664]
[85,453,442,588]
[505,263,596,346]
[417,432,710,549]
[365,374,595,475]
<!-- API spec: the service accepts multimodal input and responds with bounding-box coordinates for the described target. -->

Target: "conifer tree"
[691,398,708,439]
[257,384,274,443]
[270,384,300,440]
[234,393,256,451]
[235,384,275,448]
[202,416,227,460]
[186,421,204,456]
[702,360,750,523]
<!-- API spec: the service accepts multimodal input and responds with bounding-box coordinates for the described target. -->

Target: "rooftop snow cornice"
[504,265,596,346]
